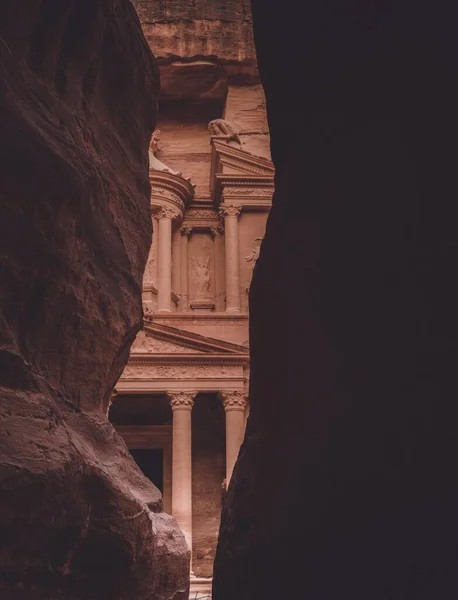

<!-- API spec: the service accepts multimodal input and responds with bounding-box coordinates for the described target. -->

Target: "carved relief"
[191,256,211,299]
[208,119,241,145]
[222,187,273,198]
[121,364,241,380]
[245,237,263,291]
[220,390,248,411]
[168,391,196,411]
[185,208,218,220]
[131,333,202,354]
[219,204,241,219]
[156,205,181,220]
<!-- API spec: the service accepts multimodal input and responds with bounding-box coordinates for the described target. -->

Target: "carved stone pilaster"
[219,205,242,312]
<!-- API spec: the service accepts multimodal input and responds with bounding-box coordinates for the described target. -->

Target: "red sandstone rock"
[214,1,458,599]
[0,2,189,598]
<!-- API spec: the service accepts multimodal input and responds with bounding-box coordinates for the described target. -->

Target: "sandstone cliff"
[0,1,189,598]
[214,1,458,599]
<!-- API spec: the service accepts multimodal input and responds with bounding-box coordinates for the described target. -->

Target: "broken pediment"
[211,138,274,179]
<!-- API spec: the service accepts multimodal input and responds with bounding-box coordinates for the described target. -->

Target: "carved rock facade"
[0,2,189,599]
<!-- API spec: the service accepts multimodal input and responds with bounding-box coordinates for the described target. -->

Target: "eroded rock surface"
[0,2,189,598]
[214,2,458,599]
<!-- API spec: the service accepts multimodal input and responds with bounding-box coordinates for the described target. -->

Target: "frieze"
[222,187,273,198]
[131,333,201,354]
[121,364,242,380]
[185,209,219,219]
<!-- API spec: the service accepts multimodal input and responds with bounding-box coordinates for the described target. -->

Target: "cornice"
[125,355,249,366]
[149,170,195,214]
[213,175,274,209]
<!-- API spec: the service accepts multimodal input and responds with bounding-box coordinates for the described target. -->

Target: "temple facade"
[109,2,272,596]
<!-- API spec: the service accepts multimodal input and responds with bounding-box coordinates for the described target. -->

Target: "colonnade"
[168,390,248,560]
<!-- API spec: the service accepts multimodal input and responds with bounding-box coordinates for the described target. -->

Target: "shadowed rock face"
[214,2,458,599]
[0,2,189,599]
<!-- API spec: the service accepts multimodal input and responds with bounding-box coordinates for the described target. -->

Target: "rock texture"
[0,2,189,599]
[214,2,458,599]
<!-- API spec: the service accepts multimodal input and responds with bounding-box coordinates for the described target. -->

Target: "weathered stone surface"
[214,2,458,599]
[0,1,189,598]
[132,0,258,102]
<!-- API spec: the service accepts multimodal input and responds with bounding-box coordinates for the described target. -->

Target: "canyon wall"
[0,1,189,598]
[213,2,458,599]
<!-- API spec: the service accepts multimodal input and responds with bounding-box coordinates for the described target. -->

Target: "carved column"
[219,204,242,313]
[220,390,248,485]
[211,225,224,312]
[157,206,178,313]
[168,390,196,556]
[180,226,192,312]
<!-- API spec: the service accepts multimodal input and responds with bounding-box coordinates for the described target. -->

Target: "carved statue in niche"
[208,119,241,145]
[191,256,211,300]
[245,237,263,291]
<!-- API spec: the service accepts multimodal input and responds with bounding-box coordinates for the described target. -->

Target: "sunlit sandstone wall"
[214,1,458,599]
[0,2,189,598]
[132,0,270,196]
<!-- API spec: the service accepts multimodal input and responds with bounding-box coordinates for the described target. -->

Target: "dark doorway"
[130,448,164,493]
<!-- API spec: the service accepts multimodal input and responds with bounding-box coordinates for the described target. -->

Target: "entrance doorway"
[130,448,164,494]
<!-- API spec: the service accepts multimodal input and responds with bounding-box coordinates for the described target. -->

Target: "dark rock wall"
[214,2,458,599]
[0,2,189,599]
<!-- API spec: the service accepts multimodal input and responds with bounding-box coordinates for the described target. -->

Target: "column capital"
[181,225,193,237]
[219,204,241,219]
[168,390,197,411]
[156,205,181,220]
[220,390,248,411]
[210,224,224,238]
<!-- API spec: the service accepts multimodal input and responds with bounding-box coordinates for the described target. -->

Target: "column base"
[190,576,212,599]
[157,307,173,314]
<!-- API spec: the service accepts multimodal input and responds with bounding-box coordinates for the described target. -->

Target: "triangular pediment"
[131,321,249,355]
[211,139,274,179]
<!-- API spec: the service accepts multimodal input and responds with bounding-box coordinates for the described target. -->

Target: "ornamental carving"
[220,390,248,411]
[131,333,200,354]
[156,205,181,220]
[181,226,193,237]
[185,209,218,219]
[219,204,241,219]
[168,391,197,411]
[222,187,273,198]
[121,365,242,380]
[210,225,224,238]
[191,255,212,299]
[208,119,241,144]
[245,237,263,291]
